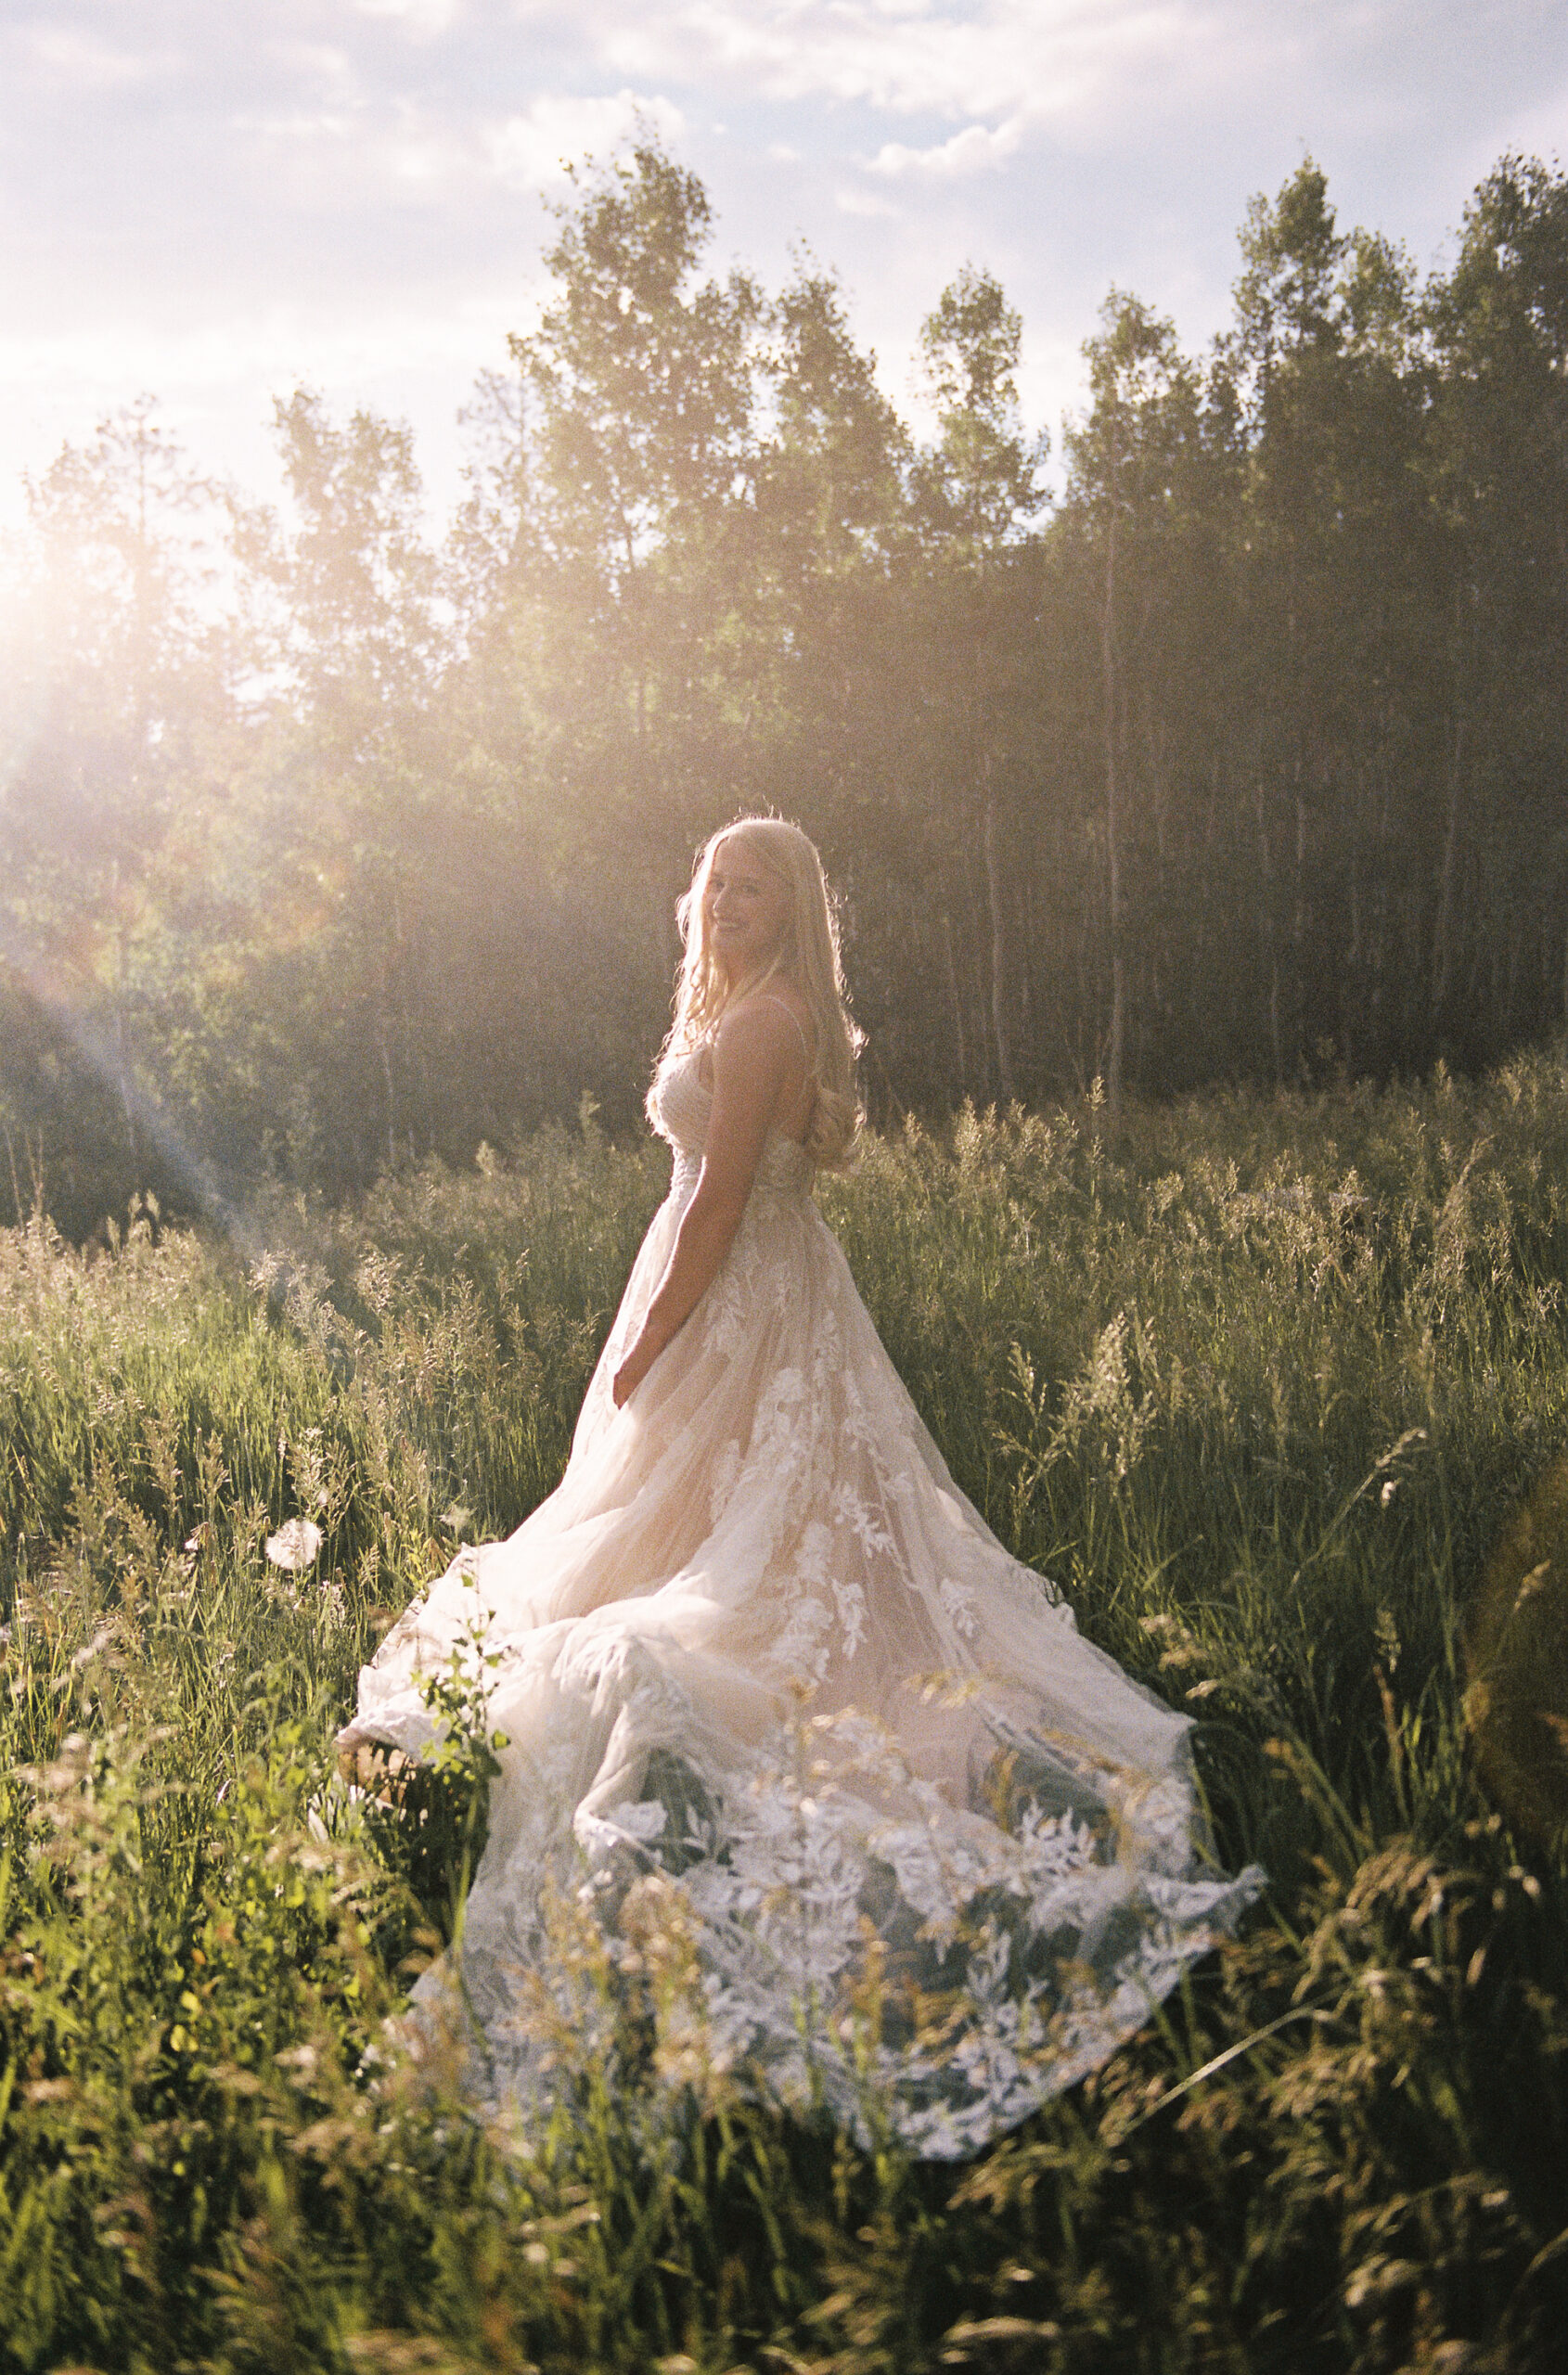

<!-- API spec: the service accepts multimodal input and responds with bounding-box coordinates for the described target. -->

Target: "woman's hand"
[611,1329,663,1408]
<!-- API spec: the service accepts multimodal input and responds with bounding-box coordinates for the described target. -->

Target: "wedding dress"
[349,1047,1262,2159]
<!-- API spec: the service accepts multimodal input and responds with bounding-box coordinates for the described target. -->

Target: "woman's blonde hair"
[651,816,864,1169]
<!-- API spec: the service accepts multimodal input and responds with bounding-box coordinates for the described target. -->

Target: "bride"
[341,817,1260,2159]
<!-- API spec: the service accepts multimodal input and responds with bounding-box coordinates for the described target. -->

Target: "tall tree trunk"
[981,756,1015,1102]
[1344,854,1362,1076]
[1101,492,1127,1114]
[377,879,405,1172]
[942,909,970,1095]
[1142,697,1172,1066]
[378,1027,397,1174]
[1254,779,1283,1083]
[3,1123,20,1227]
[113,995,137,1175]
[109,863,138,1177]
[1432,717,1466,1018]
[1292,765,1308,1072]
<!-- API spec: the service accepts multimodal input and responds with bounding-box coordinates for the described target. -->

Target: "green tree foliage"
[1227,164,1438,1080]
[915,273,1046,1101]
[0,402,236,1226]
[3,141,1568,1230]
[1068,292,1209,1109]
[1427,156,1568,1059]
[502,145,761,912]
[228,392,451,1180]
[915,262,1045,557]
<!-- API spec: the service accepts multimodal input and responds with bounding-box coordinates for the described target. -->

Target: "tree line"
[3,143,1566,1234]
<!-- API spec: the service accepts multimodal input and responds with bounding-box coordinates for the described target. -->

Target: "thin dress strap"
[752,994,816,1074]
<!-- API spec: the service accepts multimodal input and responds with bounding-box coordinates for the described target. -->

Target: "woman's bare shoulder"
[721,983,814,1058]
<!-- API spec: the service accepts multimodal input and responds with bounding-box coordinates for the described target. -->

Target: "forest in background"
[2,142,1567,1237]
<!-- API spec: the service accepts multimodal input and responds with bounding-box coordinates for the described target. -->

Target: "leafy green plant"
[356,1631,511,1945]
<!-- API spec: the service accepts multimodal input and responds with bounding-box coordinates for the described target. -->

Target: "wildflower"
[265,1516,324,1572]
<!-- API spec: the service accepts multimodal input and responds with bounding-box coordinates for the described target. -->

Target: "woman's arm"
[611,1001,803,1406]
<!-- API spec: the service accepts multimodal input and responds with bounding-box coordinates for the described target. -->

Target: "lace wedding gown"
[350,1051,1262,2158]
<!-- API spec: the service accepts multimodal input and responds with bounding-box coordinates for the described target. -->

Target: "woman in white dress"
[341,817,1260,2159]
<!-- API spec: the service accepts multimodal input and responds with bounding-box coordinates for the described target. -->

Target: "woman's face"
[703,837,793,978]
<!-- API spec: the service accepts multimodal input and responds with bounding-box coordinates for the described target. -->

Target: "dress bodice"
[649,1047,814,1200]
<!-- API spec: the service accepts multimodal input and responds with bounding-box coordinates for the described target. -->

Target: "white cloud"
[234,109,357,144]
[270,44,357,88]
[227,79,684,214]
[232,89,496,204]
[589,0,1206,127]
[871,120,1022,179]
[485,88,686,186]
[350,0,466,34]
[833,185,900,219]
[24,24,168,87]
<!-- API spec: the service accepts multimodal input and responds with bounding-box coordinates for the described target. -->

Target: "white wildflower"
[265,1516,324,1573]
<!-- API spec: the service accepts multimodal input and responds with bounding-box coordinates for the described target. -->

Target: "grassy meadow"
[5,1061,1568,2370]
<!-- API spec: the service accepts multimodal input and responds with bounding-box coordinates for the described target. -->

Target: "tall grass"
[4,1062,1568,2369]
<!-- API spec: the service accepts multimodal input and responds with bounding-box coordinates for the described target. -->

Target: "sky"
[2,0,1566,529]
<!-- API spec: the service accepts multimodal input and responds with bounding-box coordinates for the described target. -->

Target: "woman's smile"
[704,841,792,975]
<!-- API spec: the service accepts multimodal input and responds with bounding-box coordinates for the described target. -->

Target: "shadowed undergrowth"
[4,1061,1568,2370]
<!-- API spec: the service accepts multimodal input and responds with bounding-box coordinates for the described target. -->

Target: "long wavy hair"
[650,816,863,1169]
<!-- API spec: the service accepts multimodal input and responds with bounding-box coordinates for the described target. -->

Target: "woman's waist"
[669,1145,814,1204]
